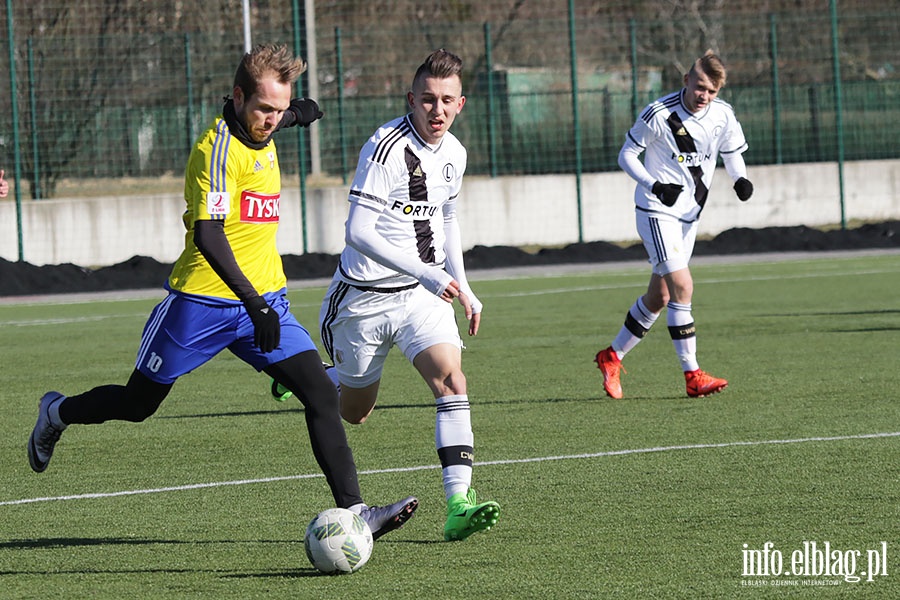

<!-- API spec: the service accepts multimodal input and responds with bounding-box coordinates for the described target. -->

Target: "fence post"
[27,38,41,200]
[629,18,638,120]
[184,33,195,155]
[483,22,498,178]
[829,0,846,229]
[769,14,782,164]
[7,0,24,260]
[335,27,348,184]
[292,0,309,253]
[568,0,583,243]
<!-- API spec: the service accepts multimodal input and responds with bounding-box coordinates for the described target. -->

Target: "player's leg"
[261,283,416,538]
[28,293,219,473]
[28,370,172,473]
[264,350,362,506]
[660,224,727,397]
[402,290,499,541]
[317,280,393,424]
[595,213,674,398]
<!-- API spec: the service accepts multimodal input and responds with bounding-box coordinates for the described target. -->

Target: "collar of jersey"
[679,89,711,119]
[405,114,441,152]
[222,99,272,150]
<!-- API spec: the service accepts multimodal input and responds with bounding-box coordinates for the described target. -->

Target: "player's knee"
[121,395,163,422]
[430,369,466,397]
[340,403,372,424]
[122,371,169,422]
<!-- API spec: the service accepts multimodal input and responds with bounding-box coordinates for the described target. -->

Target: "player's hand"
[244,296,281,353]
[651,181,684,207]
[289,98,324,127]
[440,279,460,303]
[457,290,481,336]
[734,177,753,201]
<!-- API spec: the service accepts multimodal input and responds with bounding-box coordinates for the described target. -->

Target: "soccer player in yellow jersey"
[27,44,417,540]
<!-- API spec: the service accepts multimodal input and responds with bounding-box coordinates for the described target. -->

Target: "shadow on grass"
[157,393,683,420]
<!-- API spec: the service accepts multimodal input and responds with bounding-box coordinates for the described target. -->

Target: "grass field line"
[2,265,895,327]
[496,267,896,298]
[4,431,897,508]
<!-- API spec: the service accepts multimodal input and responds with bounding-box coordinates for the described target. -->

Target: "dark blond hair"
[412,49,463,89]
[234,43,306,99]
[688,50,727,88]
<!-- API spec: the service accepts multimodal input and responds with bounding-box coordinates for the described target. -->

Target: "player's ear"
[457,95,466,112]
[406,90,415,110]
[233,86,245,110]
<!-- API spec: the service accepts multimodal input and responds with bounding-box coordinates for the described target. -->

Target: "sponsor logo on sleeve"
[206,192,230,216]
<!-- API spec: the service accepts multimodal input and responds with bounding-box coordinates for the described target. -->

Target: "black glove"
[244,296,280,353]
[651,181,684,207]
[288,98,324,127]
[734,177,753,201]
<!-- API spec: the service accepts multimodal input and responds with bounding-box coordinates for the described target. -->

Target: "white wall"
[1,159,898,267]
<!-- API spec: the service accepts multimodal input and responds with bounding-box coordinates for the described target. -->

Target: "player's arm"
[619,135,683,206]
[721,150,753,201]
[443,197,481,336]
[617,135,656,192]
[193,220,257,301]
[194,221,280,352]
[344,200,455,299]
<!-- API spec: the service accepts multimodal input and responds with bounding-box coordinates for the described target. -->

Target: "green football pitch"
[1,251,897,599]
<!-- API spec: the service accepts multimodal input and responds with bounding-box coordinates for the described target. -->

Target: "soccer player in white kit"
[319,49,500,541]
[595,50,754,399]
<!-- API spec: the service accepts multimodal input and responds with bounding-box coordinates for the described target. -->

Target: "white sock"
[667,301,698,372]
[612,296,659,357]
[435,395,473,500]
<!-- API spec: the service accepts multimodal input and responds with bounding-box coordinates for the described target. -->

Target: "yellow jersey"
[168,117,286,300]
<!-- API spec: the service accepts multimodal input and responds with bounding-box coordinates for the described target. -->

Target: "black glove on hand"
[244,296,280,353]
[651,181,684,207]
[289,98,324,127]
[734,177,754,201]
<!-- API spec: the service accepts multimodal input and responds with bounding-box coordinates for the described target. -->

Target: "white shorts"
[635,211,698,276]
[319,280,462,387]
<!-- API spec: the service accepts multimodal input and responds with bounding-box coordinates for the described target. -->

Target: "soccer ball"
[304,507,374,574]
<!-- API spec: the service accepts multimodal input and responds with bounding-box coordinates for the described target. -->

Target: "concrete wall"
[2,159,898,267]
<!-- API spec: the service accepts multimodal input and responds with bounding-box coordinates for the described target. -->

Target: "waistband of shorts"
[349,282,420,293]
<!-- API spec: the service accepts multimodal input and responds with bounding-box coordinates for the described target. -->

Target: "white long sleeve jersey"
[619,88,748,223]
[338,114,468,290]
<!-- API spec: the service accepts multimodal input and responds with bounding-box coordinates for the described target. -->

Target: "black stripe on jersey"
[640,92,680,123]
[665,112,709,211]
[320,280,351,362]
[373,120,411,165]
[349,189,388,206]
[404,114,431,148]
[649,216,667,263]
[626,131,646,149]
[404,146,436,263]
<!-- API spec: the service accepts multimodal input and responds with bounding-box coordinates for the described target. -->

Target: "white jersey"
[623,89,747,222]
[337,114,467,288]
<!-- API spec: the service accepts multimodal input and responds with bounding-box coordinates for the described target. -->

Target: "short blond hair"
[234,43,306,99]
[689,50,727,88]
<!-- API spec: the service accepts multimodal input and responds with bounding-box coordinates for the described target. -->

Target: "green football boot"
[270,378,293,402]
[443,488,500,541]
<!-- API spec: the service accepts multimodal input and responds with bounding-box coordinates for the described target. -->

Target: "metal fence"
[2,2,899,201]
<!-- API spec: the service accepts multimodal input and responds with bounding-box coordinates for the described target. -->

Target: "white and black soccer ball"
[304,507,374,574]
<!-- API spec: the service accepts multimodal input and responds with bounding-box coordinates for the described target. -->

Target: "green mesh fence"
[1,2,898,199]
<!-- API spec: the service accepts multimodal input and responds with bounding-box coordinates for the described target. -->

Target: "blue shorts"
[135,290,317,384]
